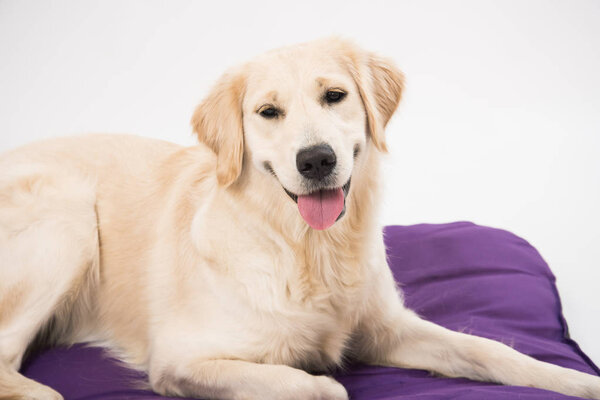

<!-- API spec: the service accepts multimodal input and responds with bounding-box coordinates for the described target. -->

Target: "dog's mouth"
[284,179,351,230]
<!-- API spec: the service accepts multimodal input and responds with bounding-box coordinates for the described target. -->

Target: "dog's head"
[192,38,403,230]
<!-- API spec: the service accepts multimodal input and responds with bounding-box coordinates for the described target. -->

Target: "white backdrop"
[1,1,599,363]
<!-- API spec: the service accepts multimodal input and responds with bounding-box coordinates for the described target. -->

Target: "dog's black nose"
[296,144,336,180]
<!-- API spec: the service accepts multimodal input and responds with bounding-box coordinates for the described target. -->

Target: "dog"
[1,37,599,400]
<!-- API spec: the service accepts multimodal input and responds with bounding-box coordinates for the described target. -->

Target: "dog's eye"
[259,107,279,119]
[324,90,346,104]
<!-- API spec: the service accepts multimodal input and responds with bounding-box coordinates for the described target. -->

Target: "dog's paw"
[582,378,600,400]
[311,375,349,400]
[265,372,347,400]
[279,374,347,400]
[556,371,600,400]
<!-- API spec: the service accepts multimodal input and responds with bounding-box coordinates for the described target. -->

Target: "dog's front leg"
[355,266,600,399]
[149,358,348,400]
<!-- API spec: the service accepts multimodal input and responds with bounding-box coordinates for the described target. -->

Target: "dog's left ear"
[191,68,246,187]
[343,44,404,152]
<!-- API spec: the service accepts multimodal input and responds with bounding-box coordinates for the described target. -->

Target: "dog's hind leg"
[0,170,99,400]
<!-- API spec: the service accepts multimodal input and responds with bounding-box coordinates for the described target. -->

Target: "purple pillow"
[21,222,599,399]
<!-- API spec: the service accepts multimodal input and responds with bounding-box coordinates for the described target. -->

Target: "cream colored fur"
[1,38,600,400]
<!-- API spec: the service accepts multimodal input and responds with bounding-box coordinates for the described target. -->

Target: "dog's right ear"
[191,68,246,187]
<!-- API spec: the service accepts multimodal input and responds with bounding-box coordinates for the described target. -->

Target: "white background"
[1,1,599,363]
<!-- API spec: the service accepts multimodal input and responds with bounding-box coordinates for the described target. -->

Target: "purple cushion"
[21,222,599,399]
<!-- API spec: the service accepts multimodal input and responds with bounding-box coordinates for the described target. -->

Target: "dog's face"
[243,51,362,199]
[192,38,404,230]
[242,47,366,229]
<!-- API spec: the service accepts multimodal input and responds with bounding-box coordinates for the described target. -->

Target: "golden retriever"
[1,38,599,400]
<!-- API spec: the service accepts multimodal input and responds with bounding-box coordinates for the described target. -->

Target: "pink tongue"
[297,188,344,230]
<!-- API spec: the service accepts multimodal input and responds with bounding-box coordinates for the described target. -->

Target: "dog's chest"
[191,206,372,370]
[210,241,366,370]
